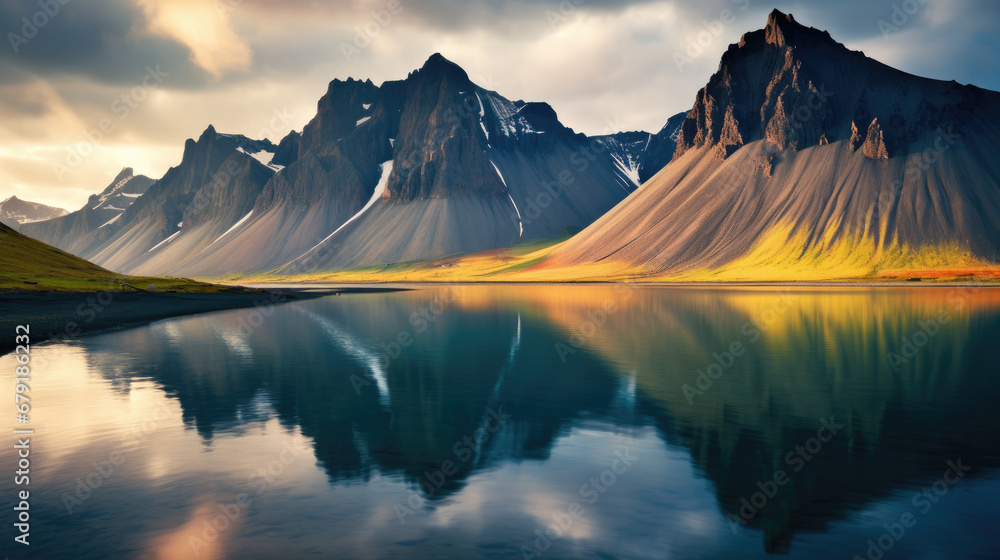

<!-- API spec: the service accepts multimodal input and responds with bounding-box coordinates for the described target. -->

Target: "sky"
[1,0,999,211]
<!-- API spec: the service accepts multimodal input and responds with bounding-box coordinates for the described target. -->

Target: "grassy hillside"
[0,222,243,292]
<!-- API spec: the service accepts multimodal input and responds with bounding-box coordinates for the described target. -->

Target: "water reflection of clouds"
[3,286,999,559]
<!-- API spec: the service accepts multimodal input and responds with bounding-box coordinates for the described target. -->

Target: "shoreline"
[0,287,407,356]
[234,280,1000,289]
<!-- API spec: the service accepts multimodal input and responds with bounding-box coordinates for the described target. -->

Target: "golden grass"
[655,221,999,283]
[204,221,1000,285]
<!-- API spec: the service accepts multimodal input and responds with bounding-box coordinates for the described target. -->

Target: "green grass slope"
[0,222,236,292]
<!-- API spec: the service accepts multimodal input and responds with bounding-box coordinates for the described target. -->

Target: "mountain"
[0,196,68,229]
[79,130,279,273]
[636,111,687,184]
[591,130,656,187]
[19,168,155,254]
[24,54,665,277]
[551,10,1000,280]
[271,54,655,275]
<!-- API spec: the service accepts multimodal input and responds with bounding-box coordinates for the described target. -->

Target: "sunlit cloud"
[137,0,253,78]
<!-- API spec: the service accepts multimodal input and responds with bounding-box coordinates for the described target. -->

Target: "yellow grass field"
[220,225,1000,285]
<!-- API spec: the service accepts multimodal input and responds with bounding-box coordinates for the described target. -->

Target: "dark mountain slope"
[552,10,1000,279]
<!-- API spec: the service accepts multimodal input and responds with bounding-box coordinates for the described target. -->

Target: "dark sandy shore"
[0,287,406,356]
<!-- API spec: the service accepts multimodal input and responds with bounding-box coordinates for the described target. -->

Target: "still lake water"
[3,285,1000,560]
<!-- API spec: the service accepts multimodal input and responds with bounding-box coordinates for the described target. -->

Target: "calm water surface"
[3,285,999,559]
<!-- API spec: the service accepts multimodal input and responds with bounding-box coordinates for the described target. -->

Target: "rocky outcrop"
[862,119,890,160]
[669,8,969,166]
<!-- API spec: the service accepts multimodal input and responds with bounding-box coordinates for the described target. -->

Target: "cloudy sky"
[2,0,998,210]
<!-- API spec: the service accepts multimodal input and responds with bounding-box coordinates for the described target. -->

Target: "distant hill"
[19,167,156,256]
[0,196,68,229]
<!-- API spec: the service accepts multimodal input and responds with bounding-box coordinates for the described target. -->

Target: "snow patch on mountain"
[302,160,394,255]
[476,92,490,140]
[98,213,122,228]
[204,210,254,251]
[147,230,181,253]
[237,147,284,172]
[611,153,641,188]
[92,174,136,209]
[491,160,522,237]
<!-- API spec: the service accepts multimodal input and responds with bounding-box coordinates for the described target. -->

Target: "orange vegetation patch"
[876,267,1000,281]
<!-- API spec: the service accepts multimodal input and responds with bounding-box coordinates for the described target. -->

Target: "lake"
[3,285,1000,559]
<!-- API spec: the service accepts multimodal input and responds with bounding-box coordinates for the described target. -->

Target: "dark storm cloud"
[3,0,999,92]
[243,0,666,32]
[2,0,999,210]
[0,0,213,87]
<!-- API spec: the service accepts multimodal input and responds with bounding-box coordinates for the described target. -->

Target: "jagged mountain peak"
[110,167,134,184]
[673,10,999,163]
[420,53,467,77]
[181,125,278,166]
[201,124,218,139]
[763,9,801,47]
[764,9,796,45]
[329,76,374,86]
[407,52,474,93]
[734,10,838,50]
